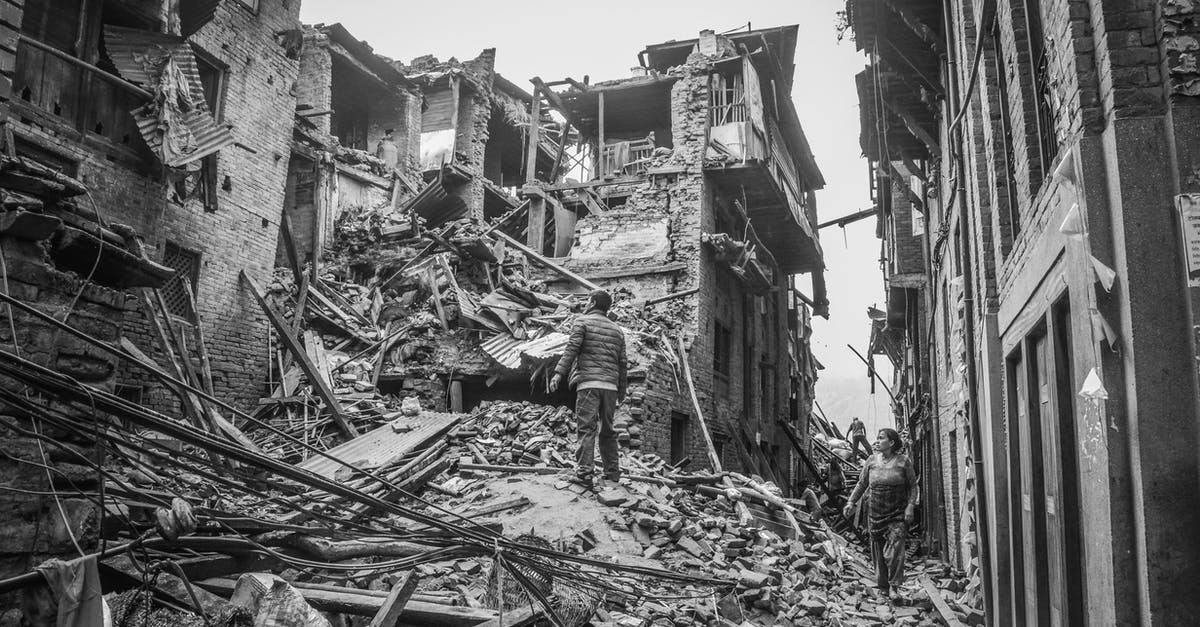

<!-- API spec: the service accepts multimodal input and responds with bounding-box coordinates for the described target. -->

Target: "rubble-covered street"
[4,0,1200,625]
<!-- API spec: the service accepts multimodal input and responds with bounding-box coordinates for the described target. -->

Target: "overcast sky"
[300,0,896,434]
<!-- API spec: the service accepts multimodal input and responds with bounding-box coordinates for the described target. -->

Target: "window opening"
[713,321,732,377]
[992,19,1021,240]
[161,242,201,318]
[1022,0,1057,181]
[670,412,690,464]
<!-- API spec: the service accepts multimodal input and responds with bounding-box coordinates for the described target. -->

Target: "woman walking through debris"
[843,428,918,602]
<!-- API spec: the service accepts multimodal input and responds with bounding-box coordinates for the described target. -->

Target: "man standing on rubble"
[550,289,627,490]
[848,416,871,459]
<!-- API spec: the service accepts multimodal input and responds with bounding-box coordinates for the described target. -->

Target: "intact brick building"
[849,0,1200,623]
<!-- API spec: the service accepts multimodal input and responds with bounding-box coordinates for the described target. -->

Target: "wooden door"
[1037,335,1067,627]
[1019,337,1050,626]
[1013,349,1040,625]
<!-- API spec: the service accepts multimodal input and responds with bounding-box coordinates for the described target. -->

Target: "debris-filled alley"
[1,0,1198,626]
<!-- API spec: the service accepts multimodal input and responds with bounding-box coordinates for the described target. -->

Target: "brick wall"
[887,173,927,276]
[0,0,17,123]
[119,0,301,411]
[297,33,332,135]
[0,236,131,605]
[456,49,496,220]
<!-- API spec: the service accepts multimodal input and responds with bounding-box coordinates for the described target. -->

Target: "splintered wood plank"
[304,329,334,389]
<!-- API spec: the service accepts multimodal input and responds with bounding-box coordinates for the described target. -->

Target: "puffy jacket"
[555,310,628,393]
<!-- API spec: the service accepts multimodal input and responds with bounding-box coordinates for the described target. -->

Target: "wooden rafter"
[883,97,939,155]
[880,0,943,53]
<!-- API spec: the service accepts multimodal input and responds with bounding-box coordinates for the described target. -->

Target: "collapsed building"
[280,25,830,487]
[0,7,950,625]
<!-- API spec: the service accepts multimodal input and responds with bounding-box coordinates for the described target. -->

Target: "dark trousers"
[575,388,620,481]
[851,434,872,458]
[871,521,908,590]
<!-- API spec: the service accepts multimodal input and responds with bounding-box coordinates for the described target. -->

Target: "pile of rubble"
[368,399,986,626]
[0,171,981,624]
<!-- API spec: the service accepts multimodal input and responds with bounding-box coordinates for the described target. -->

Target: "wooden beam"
[641,286,699,308]
[525,197,546,252]
[817,207,877,230]
[312,159,332,279]
[524,84,541,183]
[458,463,561,475]
[242,271,358,438]
[530,77,582,131]
[676,336,754,527]
[882,98,939,155]
[279,212,304,286]
[887,160,925,209]
[919,576,968,627]
[476,606,542,627]
[120,337,261,453]
[483,199,529,236]
[18,34,152,100]
[900,154,927,183]
[551,120,570,181]
[491,229,600,292]
[533,177,645,193]
[196,577,499,625]
[597,91,606,178]
[777,420,832,497]
[448,74,461,137]
[369,572,420,627]
[880,0,943,53]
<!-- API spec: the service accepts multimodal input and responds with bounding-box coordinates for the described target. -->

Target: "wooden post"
[526,196,546,252]
[597,91,606,178]
[242,271,357,438]
[369,573,420,627]
[311,158,327,281]
[524,84,541,183]
[448,74,461,139]
[182,284,216,396]
[551,121,570,181]
[279,212,304,286]
[449,379,464,413]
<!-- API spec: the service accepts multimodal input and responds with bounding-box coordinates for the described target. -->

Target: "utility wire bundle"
[0,290,731,625]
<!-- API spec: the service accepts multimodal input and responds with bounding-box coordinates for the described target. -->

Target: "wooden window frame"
[233,0,261,15]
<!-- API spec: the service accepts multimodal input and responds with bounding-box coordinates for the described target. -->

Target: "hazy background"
[299,0,897,436]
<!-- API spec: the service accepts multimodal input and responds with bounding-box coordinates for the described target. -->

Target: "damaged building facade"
[281,25,830,487]
[0,9,831,604]
[529,27,829,486]
[0,0,303,585]
[848,0,1200,624]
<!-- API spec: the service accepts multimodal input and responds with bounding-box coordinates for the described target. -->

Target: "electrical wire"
[0,358,730,596]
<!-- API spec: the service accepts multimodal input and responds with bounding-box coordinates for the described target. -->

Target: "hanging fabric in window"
[103,25,234,168]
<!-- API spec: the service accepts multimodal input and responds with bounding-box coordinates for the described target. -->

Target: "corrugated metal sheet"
[481,333,524,370]
[298,411,464,479]
[481,331,569,370]
[104,25,235,168]
[520,332,568,361]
